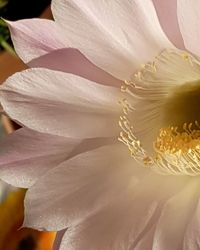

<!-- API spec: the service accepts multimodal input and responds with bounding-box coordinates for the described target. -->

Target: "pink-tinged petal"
[183,200,200,250]
[152,179,199,250]
[52,0,174,80]
[23,143,141,231]
[23,142,194,250]
[29,48,122,87]
[0,68,120,138]
[59,197,157,250]
[135,226,156,250]
[0,128,79,188]
[57,175,190,250]
[6,19,65,63]
[7,19,123,87]
[177,0,200,57]
[152,0,184,49]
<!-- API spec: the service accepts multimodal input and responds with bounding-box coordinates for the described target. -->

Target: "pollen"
[154,122,200,155]
[152,122,200,175]
[119,49,200,176]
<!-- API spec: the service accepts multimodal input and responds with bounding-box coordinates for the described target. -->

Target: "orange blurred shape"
[0,5,56,249]
[0,189,56,250]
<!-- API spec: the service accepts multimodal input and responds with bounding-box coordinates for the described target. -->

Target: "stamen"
[153,122,200,175]
[119,115,200,175]
[118,115,153,166]
[119,49,200,176]
[154,122,200,154]
[118,98,135,115]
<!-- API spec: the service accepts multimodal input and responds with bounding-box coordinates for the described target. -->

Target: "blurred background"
[0,0,56,249]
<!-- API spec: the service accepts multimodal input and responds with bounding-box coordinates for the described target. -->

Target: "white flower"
[0,1,200,249]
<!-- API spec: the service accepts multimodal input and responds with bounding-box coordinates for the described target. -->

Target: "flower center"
[163,81,200,128]
[156,82,200,153]
[155,123,200,155]
[119,49,200,176]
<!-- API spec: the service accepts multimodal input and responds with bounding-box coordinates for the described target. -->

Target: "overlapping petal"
[52,0,174,80]
[29,48,122,87]
[1,1,199,250]
[56,168,193,250]
[183,200,200,250]
[177,0,200,57]
[7,19,123,87]
[7,19,65,63]
[0,68,120,138]
[0,128,79,188]
[23,144,140,231]
[152,0,184,48]
[152,179,199,250]
[22,142,198,250]
[60,178,199,250]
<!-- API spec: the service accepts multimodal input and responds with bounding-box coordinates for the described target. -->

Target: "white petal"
[23,143,141,231]
[152,179,200,250]
[52,0,174,80]
[152,0,184,48]
[177,0,200,57]
[183,199,200,250]
[58,175,191,250]
[0,128,79,188]
[29,48,122,87]
[135,226,156,250]
[7,19,65,63]
[0,68,120,138]
[23,140,196,250]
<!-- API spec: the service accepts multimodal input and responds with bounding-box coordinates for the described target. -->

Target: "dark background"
[0,0,51,20]
[0,0,52,54]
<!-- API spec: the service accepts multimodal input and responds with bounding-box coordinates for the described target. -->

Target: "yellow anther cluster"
[119,49,200,176]
[154,122,200,154]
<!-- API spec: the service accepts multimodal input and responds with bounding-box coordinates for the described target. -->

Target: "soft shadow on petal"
[183,199,200,250]
[152,179,200,250]
[0,68,120,138]
[52,0,174,80]
[23,142,198,249]
[29,48,122,87]
[23,143,141,231]
[0,128,79,188]
[152,0,184,49]
[58,175,194,250]
[6,19,66,63]
[22,138,199,249]
[177,0,200,57]
[134,225,156,250]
